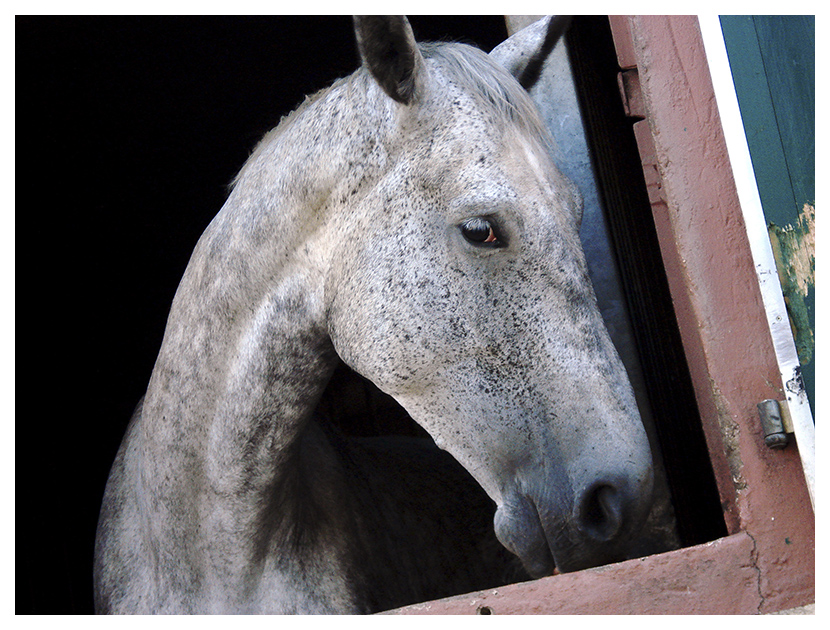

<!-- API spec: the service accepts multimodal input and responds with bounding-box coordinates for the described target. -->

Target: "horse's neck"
[138,246,342,605]
[135,74,395,607]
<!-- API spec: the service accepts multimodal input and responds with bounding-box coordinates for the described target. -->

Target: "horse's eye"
[461,217,501,246]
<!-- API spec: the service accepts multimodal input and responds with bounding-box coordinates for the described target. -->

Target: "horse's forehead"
[409,114,562,210]
[414,76,552,175]
[383,60,577,224]
[425,88,516,145]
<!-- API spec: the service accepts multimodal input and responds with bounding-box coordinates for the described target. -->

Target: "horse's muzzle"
[493,466,654,577]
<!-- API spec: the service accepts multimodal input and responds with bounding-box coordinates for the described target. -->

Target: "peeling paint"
[710,381,746,492]
[767,203,815,365]
[769,202,815,297]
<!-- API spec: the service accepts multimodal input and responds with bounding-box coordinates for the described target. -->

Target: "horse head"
[327,16,654,577]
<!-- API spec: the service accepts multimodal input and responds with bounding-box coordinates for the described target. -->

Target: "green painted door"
[719,15,815,415]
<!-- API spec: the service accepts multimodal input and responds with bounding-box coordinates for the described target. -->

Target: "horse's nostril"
[576,482,624,542]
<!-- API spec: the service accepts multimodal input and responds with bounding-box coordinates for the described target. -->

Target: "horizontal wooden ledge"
[382,532,760,614]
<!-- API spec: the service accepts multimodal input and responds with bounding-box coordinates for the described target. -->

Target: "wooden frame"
[386,16,814,615]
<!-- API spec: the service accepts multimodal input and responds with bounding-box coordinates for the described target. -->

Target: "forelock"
[419,42,551,143]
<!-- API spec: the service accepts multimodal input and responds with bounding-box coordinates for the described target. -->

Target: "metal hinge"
[757,399,794,449]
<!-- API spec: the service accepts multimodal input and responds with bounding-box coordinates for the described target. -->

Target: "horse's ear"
[490,16,572,90]
[354,16,424,105]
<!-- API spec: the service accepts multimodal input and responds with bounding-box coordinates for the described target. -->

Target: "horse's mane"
[231,40,553,191]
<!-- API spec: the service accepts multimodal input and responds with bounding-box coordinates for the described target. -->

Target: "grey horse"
[94,16,654,613]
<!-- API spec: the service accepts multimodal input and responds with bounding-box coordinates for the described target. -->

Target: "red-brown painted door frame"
[385,16,814,615]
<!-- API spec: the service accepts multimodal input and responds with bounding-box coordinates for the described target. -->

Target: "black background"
[16,16,509,614]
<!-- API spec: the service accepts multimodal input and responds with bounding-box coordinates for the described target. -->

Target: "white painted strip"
[698,15,814,510]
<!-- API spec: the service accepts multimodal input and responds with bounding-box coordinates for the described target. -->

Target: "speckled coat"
[94,16,653,614]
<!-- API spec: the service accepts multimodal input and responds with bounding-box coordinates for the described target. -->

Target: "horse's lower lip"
[518,539,557,579]
[493,496,559,579]
[494,494,624,578]
[526,551,558,579]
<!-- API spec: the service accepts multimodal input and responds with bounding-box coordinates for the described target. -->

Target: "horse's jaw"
[387,380,655,579]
